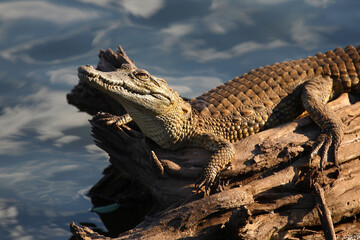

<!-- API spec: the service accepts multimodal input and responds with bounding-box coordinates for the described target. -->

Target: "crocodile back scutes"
[190,58,314,121]
[190,45,360,121]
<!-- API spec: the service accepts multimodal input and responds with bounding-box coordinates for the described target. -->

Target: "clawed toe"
[94,112,132,128]
[95,112,118,125]
[195,174,217,196]
[310,130,342,170]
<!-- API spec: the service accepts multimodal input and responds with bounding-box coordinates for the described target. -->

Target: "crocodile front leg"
[301,76,344,169]
[192,132,236,194]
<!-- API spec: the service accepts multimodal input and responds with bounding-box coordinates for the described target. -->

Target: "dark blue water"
[0,0,359,239]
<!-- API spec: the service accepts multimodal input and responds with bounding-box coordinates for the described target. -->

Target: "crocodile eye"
[134,71,150,81]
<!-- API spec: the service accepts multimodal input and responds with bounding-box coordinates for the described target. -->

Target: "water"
[0,0,359,239]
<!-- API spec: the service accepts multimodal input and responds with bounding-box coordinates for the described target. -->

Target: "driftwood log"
[68,46,360,239]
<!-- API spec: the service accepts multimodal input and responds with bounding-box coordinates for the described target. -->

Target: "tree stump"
[68,46,360,240]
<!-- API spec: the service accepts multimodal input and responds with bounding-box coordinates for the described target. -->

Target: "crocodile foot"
[310,127,343,170]
[94,112,132,128]
[195,171,218,196]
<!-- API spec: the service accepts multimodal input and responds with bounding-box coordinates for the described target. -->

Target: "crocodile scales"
[78,44,360,193]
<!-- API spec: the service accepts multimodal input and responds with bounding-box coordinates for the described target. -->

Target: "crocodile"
[78,44,360,193]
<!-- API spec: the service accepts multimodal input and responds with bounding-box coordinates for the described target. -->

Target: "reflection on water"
[0,0,359,239]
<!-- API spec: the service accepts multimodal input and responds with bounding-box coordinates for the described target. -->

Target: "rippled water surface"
[0,0,359,239]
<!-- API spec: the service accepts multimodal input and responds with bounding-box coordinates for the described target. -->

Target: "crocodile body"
[78,45,360,193]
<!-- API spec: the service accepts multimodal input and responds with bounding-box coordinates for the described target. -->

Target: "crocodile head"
[78,64,183,116]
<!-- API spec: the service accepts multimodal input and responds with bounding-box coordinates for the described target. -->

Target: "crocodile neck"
[126,98,194,150]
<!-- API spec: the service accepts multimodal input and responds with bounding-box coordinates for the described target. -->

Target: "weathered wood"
[68,46,360,239]
[314,182,336,240]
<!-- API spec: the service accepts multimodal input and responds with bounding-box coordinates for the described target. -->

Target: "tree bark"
[68,46,360,240]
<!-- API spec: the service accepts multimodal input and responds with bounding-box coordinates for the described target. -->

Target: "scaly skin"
[78,45,360,194]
